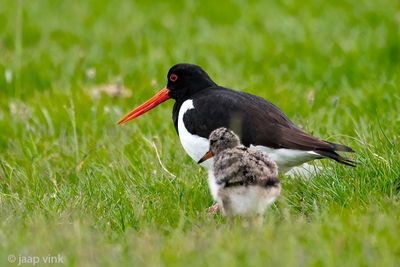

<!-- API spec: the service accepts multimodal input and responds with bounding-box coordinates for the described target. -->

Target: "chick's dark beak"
[198,150,214,164]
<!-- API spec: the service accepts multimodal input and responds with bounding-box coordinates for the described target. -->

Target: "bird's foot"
[254,214,264,228]
[207,203,220,214]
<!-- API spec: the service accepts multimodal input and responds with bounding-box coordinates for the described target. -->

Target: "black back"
[168,64,355,167]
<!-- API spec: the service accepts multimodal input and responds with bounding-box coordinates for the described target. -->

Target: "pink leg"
[207,203,220,214]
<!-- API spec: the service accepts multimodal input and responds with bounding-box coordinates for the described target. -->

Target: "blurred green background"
[1,0,399,266]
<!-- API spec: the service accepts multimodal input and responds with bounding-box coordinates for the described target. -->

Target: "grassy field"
[1,0,400,266]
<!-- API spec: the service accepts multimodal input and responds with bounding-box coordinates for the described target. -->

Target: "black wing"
[181,86,355,166]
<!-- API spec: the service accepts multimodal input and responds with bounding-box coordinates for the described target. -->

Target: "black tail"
[326,141,355,153]
[315,149,357,167]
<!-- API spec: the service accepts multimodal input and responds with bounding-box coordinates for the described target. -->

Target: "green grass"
[1,0,400,266]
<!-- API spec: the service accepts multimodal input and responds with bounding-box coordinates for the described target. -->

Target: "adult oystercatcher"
[118,63,355,173]
[198,127,281,223]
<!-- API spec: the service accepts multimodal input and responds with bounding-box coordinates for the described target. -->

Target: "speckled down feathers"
[206,127,281,218]
[214,145,279,187]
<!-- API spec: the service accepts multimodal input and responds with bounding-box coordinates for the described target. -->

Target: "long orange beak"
[198,150,214,164]
[117,87,170,124]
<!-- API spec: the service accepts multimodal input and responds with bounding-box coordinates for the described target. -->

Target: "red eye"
[169,74,178,82]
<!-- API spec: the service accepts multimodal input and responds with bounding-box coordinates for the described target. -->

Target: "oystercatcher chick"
[198,128,281,224]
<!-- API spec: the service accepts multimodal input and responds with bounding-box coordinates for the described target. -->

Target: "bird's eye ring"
[169,74,178,82]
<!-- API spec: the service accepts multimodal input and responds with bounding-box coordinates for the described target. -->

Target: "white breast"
[177,99,218,199]
[177,99,213,169]
[217,185,281,216]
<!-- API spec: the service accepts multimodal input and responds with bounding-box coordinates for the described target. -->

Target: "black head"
[166,63,217,100]
[117,63,216,125]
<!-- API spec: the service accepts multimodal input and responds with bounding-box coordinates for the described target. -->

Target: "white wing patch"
[252,145,320,173]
